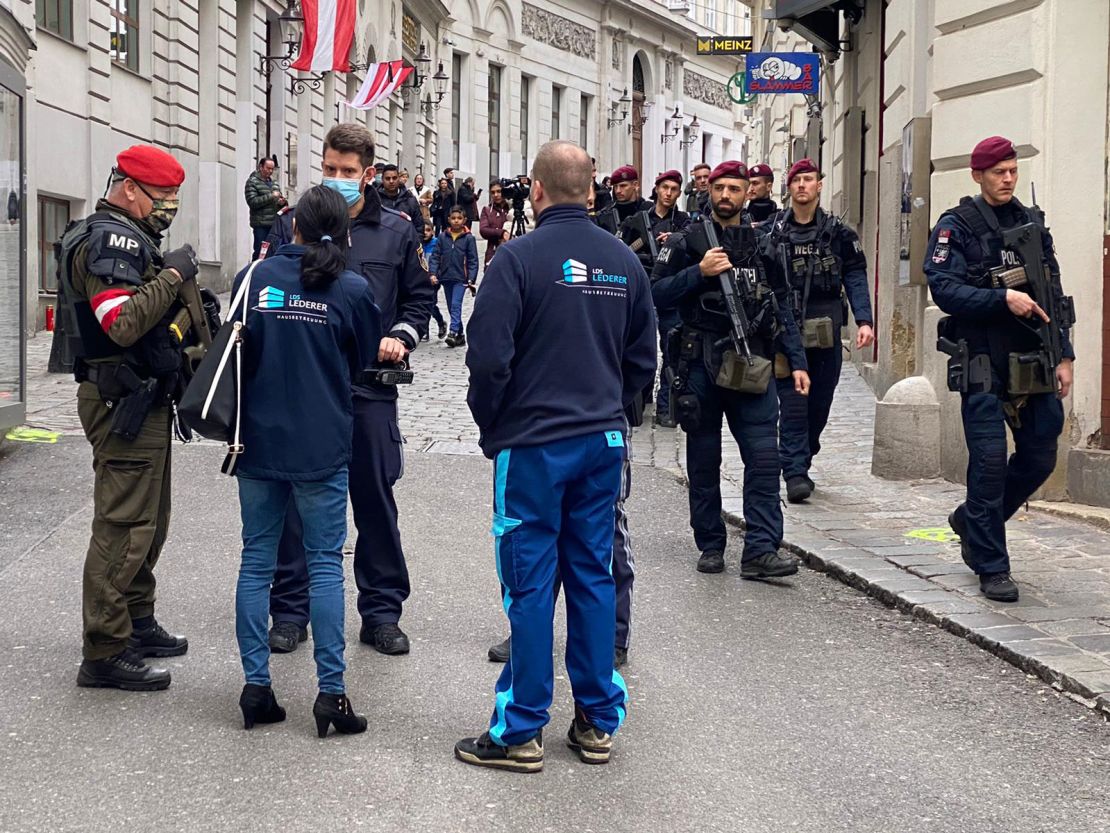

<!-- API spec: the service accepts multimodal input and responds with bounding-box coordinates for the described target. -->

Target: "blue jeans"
[442,281,467,335]
[236,470,349,693]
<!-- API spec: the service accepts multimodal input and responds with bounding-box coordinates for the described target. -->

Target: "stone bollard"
[871,376,941,480]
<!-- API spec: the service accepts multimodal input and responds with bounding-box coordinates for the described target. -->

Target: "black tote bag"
[178,260,258,474]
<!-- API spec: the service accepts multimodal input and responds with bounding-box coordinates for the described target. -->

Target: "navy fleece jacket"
[465,203,658,457]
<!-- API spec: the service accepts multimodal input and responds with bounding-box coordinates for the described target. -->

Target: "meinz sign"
[745,53,820,95]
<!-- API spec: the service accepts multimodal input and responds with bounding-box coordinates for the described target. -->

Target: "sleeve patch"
[657,247,673,264]
[932,243,950,263]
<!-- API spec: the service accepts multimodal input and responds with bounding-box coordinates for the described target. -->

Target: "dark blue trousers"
[270,397,409,628]
[489,432,629,746]
[777,342,842,480]
[954,390,1063,575]
[654,313,679,415]
[684,363,783,559]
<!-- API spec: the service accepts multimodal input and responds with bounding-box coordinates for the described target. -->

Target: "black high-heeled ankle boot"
[239,684,286,730]
[313,692,368,738]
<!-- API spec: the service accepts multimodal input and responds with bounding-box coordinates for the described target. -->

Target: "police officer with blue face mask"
[263,123,434,656]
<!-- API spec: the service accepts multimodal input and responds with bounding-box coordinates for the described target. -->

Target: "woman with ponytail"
[229,184,381,737]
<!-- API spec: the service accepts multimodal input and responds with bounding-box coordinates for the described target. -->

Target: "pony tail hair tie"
[320,235,333,243]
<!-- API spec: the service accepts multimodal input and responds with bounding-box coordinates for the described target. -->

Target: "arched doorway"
[632,54,645,176]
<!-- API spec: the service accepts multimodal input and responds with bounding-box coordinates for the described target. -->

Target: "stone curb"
[657,427,1110,719]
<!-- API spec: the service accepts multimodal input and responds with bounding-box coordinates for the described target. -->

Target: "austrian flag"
[291,0,356,73]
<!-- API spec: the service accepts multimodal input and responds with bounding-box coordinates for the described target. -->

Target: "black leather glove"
[163,244,198,282]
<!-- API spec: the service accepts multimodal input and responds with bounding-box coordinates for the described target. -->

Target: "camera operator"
[500,174,532,237]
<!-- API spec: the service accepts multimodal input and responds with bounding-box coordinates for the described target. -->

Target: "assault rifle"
[698,219,755,367]
[623,210,659,262]
[1002,185,1075,391]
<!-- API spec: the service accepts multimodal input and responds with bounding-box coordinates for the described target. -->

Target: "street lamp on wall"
[607,88,632,128]
[679,114,701,148]
[661,105,681,143]
[629,99,653,135]
[258,1,326,95]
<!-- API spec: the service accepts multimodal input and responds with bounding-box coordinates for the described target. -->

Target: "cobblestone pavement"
[15,299,1110,714]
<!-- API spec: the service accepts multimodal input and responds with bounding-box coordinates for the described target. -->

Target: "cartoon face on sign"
[752,57,804,81]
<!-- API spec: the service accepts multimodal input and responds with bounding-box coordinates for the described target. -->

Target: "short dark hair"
[448,205,466,216]
[444,167,454,175]
[489,178,502,187]
[323,123,376,170]
[382,164,399,173]
[258,156,275,168]
[692,163,711,173]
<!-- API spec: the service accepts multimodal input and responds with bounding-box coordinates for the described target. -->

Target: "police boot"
[128,618,188,658]
[980,572,1019,603]
[77,650,171,692]
[740,551,800,580]
[786,476,813,503]
[487,636,510,663]
[696,550,725,574]
[947,508,975,571]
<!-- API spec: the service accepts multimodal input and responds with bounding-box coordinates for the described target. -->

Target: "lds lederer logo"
[258,285,285,309]
[562,258,588,284]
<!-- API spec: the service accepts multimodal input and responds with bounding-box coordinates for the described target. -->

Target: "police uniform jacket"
[747,197,779,224]
[266,184,435,402]
[651,214,808,373]
[765,207,873,328]
[596,197,652,235]
[924,197,1075,375]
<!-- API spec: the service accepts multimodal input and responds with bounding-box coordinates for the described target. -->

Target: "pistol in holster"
[101,363,161,441]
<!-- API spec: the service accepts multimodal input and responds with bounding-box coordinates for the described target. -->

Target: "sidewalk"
[655,365,1110,715]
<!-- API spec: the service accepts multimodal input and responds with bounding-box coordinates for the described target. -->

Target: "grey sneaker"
[740,551,800,579]
[566,708,613,765]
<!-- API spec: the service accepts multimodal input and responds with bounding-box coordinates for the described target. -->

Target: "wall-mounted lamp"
[679,114,701,148]
[607,88,632,128]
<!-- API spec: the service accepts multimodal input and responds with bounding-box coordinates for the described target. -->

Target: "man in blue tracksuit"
[428,206,478,347]
[262,124,434,658]
[455,141,657,773]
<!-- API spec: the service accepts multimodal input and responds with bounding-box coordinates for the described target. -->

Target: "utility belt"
[665,325,772,431]
[936,317,1057,398]
[77,360,175,441]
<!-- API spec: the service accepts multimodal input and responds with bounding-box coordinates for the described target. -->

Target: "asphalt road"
[1,442,1108,833]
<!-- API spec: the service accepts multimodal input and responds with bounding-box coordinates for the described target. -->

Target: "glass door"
[0,78,25,423]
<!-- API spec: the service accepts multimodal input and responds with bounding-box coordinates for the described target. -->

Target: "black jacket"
[264,184,435,401]
[377,185,425,238]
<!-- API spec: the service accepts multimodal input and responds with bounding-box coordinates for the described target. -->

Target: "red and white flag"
[291,0,356,73]
[346,61,413,110]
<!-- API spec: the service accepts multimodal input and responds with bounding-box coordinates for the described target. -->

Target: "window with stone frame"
[36,0,73,40]
[551,85,562,140]
[109,0,140,72]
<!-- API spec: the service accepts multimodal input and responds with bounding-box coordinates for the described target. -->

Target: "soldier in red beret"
[651,160,811,578]
[54,144,202,692]
[595,165,652,235]
[925,136,1076,603]
[746,163,778,224]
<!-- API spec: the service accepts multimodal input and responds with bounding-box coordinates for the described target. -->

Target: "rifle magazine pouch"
[716,350,772,394]
[774,352,792,380]
[1007,352,1056,396]
[803,317,836,349]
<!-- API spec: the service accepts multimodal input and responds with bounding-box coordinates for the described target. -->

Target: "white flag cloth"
[291,0,356,73]
[347,61,414,110]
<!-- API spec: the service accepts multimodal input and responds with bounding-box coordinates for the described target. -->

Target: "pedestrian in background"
[429,205,478,347]
[377,163,424,238]
[245,156,286,260]
[231,184,380,737]
[431,178,452,234]
[479,180,510,268]
[456,140,656,773]
[457,176,481,229]
[422,219,447,340]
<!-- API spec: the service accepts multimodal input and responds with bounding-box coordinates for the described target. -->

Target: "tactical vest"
[768,209,844,321]
[56,210,182,380]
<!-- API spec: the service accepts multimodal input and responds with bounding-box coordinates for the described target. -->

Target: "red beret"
[786,158,821,185]
[707,161,749,183]
[970,136,1017,171]
[610,165,639,185]
[654,169,682,187]
[748,163,774,181]
[115,144,185,188]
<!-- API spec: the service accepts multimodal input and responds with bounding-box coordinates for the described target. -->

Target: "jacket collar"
[535,204,588,227]
[352,183,383,226]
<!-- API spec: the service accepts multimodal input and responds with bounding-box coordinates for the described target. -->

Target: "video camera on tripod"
[500,175,532,237]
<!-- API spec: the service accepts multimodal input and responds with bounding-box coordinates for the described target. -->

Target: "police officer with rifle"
[652,161,811,577]
[925,136,1075,603]
[594,165,651,235]
[765,159,874,503]
[57,145,203,691]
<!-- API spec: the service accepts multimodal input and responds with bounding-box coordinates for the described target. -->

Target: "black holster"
[111,377,160,441]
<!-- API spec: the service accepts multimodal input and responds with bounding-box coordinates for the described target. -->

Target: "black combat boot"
[740,551,800,579]
[128,619,188,658]
[268,621,308,654]
[696,550,725,573]
[360,622,410,655]
[785,475,813,503]
[77,650,171,691]
[980,572,1019,602]
[948,508,975,570]
[437,322,447,340]
[487,636,510,663]
[455,730,544,773]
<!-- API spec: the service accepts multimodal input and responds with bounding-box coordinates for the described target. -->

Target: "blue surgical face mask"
[322,177,365,207]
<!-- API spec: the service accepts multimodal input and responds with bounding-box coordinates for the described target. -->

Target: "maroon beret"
[707,161,749,183]
[654,169,682,187]
[610,165,639,185]
[786,158,821,185]
[115,144,185,188]
[970,136,1017,171]
[747,163,774,181]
